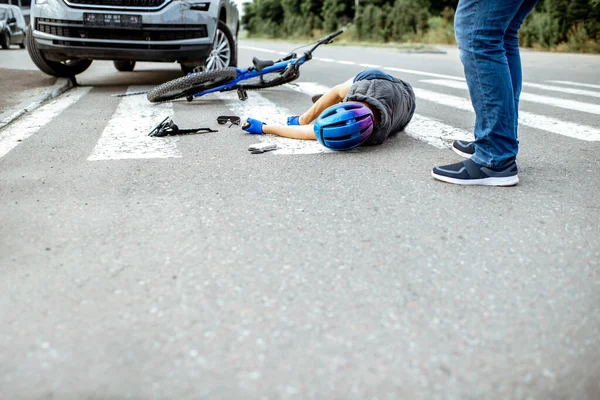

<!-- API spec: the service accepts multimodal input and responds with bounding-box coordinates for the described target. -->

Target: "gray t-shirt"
[344,75,416,146]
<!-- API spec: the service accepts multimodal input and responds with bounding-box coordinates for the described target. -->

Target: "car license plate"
[83,13,142,28]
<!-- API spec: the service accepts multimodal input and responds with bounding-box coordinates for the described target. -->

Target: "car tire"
[0,31,9,49]
[26,26,92,77]
[180,63,201,74]
[114,60,136,72]
[204,20,237,71]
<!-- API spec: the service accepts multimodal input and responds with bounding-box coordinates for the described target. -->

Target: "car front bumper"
[31,0,217,63]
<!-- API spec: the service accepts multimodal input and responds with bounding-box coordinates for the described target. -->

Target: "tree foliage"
[242,0,599,52]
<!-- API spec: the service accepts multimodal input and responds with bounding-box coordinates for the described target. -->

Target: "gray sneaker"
[452,140,474,159]
[432,158,519,186]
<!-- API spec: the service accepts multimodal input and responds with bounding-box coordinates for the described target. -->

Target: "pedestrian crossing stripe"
[0,87,91,159]
[422,79,600,115]
[413,87,600,142]
[547,81,600,90]
[523,82,600,99]
[88,85,181,161]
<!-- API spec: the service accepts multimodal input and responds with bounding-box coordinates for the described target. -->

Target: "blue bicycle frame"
[190,29,344,99]
[190,58,307,98]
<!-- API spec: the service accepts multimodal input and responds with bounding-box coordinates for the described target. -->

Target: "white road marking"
[285,81,330,97]
[214,90,333,155]
[414,88,600,141]
[314,57,335,63]
[359,63,382,69]
[338,60,357,65]
[523,82,600,99]
[384,66,465,81]
[0,87,91,159]
[288,82,472,149]
[422,79,600,115]
[547,81,600,90]
[88,86,181,161]
[239,45,279,54]
[406,115,473,148]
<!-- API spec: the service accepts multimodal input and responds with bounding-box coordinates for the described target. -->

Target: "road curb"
[0,77,76,131]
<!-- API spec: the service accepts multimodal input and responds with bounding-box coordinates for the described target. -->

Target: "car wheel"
[114,60,136,72]
[26,26,92,77]
[204,20,237,71]
[0,31,9,49]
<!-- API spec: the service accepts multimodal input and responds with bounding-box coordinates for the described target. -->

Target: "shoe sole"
[431,171,519,186]
[452,146,473,159]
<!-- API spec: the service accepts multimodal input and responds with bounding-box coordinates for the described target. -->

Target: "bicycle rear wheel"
[147,68,238,103]
[239,69,299,90]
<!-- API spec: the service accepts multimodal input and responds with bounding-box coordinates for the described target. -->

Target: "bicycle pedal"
[237,88,248,101]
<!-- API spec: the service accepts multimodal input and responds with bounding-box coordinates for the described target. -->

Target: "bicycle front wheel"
[147,68,238,103]
[239,69,300,90]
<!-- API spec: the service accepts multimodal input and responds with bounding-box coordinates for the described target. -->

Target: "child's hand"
[242,118,265,134]
[287,116,300,125]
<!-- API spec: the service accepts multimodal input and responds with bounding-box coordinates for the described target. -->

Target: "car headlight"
[180,0,210,11]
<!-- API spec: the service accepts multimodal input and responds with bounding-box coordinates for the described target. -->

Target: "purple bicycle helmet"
[313,102,374,150]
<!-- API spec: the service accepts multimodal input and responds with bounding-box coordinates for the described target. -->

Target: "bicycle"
[146,30,344,103]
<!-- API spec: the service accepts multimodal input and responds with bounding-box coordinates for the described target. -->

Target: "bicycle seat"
[252,57,274,72]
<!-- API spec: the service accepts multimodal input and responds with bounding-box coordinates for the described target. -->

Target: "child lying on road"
[241,68,416,151]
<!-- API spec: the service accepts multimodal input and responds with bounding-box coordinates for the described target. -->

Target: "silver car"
[26,0,239,77]
[0,4,27,49]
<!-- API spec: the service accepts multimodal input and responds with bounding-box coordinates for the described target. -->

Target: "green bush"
[388,0,431,41]
[520,11,561,48]
[559,22,600,52]
[418,14,455,44]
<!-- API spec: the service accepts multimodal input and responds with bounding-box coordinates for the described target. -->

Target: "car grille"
[36,18,208,41]
[66,0,167,8]
[53,40,181,50]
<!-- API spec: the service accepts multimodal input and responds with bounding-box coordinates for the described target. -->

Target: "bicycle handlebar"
[321,29,344,44]
[255,30,344,74]
[304,29,344,57]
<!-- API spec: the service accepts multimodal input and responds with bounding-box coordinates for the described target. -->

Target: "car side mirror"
[8,17,17,24]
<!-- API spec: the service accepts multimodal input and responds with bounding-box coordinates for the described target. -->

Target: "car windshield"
[0,10,6,20]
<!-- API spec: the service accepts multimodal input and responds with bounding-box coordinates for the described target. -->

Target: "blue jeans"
[454,0,539,167]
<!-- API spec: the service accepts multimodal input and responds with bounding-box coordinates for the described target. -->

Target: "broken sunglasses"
[217,116,241,127]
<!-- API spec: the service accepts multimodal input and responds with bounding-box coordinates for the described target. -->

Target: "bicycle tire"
[239,68,300,90]
[147,68,238,103]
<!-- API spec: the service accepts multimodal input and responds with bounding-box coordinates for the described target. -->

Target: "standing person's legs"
[504,0,540,127]
[454,0,525,167]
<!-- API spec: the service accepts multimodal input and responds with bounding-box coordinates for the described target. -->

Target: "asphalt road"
[0,41,599,400]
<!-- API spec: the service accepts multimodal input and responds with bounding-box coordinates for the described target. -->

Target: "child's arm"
[242,118,316,140]
[263,124,316,140]
[298,78,354,125]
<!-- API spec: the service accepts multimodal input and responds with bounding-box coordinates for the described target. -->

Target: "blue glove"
[287,116,300,126]
[242,118,265,134]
